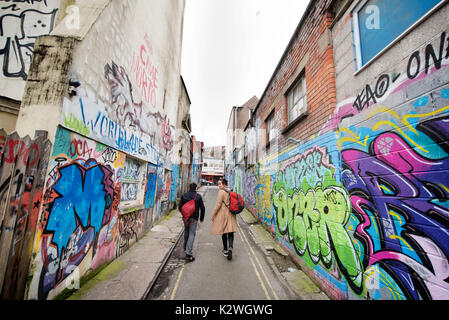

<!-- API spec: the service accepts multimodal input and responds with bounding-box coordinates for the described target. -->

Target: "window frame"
[286,74,307,125]
[352,0,446,72]
[119,156,146,210]
[265,111,276,144]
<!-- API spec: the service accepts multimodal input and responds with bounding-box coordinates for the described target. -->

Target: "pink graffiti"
[161,116,173,151]
[131,36,158,108]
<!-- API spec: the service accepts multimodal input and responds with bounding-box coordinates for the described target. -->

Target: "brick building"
[227,0,449,300]
[202,146,225,185]
[250,0,336,159]
[226,96,259,165]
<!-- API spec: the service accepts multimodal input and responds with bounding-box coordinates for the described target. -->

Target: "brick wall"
[230,0,449,301]
[254,0,336,151]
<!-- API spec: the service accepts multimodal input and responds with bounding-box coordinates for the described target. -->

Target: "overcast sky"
[181,0,309,148]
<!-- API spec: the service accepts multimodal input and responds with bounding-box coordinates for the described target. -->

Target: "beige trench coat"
[210,188,238,235]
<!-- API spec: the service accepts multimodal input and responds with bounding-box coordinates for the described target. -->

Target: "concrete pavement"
[63,186,329,300]
[239,209,329,300]
[67,207,185,300]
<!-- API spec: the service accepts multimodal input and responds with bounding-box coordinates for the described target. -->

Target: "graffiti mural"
[267,138,364,294]
[169,165,179,203]
[338,86,449,300]
[116,210,144,258]
[144,163,157,209]
[342,126,449,299]
[255,169,273,225]
[62,61,175,165]
[226,28,449,300]
[37,127,125,299]
[0,130,51,300]
[322,30,449,135]
[120,157,144,203]
[131,32,159,109]
[0,0,59,79]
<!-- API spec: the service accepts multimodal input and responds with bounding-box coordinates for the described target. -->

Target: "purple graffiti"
[342,116,449,300]
[242,169,257,207]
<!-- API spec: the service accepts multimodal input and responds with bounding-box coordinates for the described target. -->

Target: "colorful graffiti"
[226,27,449,300]
[0,130,51,300]
[255,171,272,224]
[116,210,144,257]
[144,163,157,209]
[339,91,449,300]
[61,61,175,164]
[169,165,179,203]
[44,161,114,257]
[37,127,125,299]
[32,120,183,298]
[268,142,363,294]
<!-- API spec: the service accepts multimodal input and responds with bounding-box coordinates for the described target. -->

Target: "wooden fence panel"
[0,130,51,300]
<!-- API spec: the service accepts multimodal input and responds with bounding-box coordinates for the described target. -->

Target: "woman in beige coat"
[210,178,237,260]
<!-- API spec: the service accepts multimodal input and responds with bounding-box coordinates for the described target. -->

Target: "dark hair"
[221,178,228,186]
[189,183,197,191]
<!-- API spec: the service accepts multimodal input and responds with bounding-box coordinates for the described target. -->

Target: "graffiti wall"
[0,129,51,300]
[333,28,449,300]
[229,26,449,300]
[0,0,187,300]
[190,139,201,186]
[31,127,123,299]
[0,0,60,100]
[61,61,168,165]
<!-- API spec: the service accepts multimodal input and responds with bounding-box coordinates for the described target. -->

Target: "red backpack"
[181,194,197,225]
[224,189,244,214]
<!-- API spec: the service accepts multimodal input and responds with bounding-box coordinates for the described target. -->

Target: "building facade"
[190,136,203,187]
[328,0,449,300]
[0,0,62,132]
[174,76,193,197]
[225,96,259,166]
[202,146,225,184]
[0,0,196,300]
[226,0,449,300]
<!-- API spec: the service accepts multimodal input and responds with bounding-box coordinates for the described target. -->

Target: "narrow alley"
[62,185,328,302]
[146,186,295,301]
[0,0,448,308]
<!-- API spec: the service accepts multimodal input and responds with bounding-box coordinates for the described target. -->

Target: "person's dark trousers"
[184,219,198,256]
[222,232,234,251]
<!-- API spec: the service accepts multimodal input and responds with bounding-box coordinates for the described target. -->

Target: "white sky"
[181,0,310,148]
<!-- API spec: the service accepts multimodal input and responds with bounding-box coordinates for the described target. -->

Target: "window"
[353,0,443,70]
[266,112,276,143]
[287,75,307,124]
[120,157,145,208]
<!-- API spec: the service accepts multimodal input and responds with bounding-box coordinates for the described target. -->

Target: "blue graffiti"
[144,163,158,209]
[169,165,179,202]
[45,162,113,256]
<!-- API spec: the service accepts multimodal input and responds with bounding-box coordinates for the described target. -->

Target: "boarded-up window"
[120,157,145,208]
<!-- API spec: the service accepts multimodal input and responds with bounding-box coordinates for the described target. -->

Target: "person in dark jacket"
[178,183,205,262]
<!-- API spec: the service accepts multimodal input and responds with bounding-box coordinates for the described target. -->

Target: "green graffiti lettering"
[63,112,90,136]
[273,184,363,292]
[273,188,288,234]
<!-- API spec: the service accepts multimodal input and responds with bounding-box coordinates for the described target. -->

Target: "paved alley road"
[146,186,294,301]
